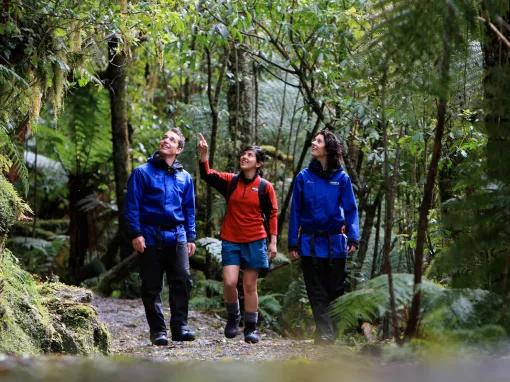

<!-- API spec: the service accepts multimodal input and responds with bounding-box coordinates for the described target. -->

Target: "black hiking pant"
[300,257,346,341]
[139,242,192,335]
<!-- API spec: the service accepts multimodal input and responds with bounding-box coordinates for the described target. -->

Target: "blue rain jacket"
[125,152,196,247]
[288,160,359,259]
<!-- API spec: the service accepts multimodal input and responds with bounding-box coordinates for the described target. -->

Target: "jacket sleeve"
[266,182,278,237]
[182,173,196,242]
[125,168,144,240]
[341,175,360,246]
[199,160,234,196]
[288,173,303,250]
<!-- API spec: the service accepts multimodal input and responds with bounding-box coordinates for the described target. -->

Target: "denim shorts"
[221,239,269,270]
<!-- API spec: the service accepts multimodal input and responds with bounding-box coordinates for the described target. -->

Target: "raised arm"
[197,132,234,196]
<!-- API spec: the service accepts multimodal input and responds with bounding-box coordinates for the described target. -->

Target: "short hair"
[315,128,342,170]
[169,128,185,149]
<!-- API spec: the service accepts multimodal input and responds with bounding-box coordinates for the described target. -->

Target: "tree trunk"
[104,33,131,259]
[405,2,455,341]
[204,47,228,276]
[68,174,92,283]
[370,200,383,278]
[271,73,288,178]
[227,45,253,170]
[355,192,382,279]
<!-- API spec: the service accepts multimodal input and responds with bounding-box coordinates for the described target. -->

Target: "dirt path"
[92,295,332,361]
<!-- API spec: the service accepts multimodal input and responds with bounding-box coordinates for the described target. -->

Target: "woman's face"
[239,149,261,172]
[311,133,327,160]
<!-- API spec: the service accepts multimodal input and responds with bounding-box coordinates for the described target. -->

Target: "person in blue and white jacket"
[288,128,359,344]
[125,128,196,346]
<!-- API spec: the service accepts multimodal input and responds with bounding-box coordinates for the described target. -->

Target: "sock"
[226,301,240,316]
[244,311,258,324]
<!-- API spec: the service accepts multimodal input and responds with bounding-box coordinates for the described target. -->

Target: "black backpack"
[226,175,272,237]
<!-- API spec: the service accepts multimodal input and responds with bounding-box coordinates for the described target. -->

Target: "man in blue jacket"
[125,128,196,346]
[288,128,359,344]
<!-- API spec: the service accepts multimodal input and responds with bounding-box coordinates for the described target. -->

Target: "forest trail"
[92,295,332,361]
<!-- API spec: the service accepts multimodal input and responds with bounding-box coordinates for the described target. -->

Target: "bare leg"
[223,265,240,303]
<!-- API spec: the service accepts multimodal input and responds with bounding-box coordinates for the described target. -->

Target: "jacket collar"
[239,171,259,184]
[308,159,342,179]
[148,151,184,173]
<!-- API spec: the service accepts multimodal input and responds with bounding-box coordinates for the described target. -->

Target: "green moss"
[0,174,29,236]
[0,250,110,355]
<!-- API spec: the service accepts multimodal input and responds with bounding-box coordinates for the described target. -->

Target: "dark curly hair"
[241,145,265,177]
[315,128,342,170]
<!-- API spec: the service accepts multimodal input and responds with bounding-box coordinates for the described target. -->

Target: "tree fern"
[0,124,30,195]
[330,273,507,341]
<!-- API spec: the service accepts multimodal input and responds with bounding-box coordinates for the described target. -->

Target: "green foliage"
[259,293,283,329]
[190,279,224,311]
[278,277,314,338]
[7,235,68,277]
[330,273,508,343]
[37,85,112,176]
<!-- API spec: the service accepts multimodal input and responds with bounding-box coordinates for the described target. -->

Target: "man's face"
[159,131,183,157]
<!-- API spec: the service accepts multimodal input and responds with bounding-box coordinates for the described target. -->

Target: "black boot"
[224,313,241,338]
[150,331,169,346]
[170,324,196,341]
[243,321,260,343]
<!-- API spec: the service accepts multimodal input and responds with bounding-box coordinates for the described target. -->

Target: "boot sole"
[224,331,239,339]
[152,339,169,346]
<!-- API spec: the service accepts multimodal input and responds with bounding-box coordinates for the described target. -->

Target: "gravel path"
[92,295,333,361]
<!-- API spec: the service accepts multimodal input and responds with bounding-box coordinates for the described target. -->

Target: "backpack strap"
[226,174,239,201]
[258,178,272,237]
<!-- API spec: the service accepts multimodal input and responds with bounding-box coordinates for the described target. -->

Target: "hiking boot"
[314,335,335,345]
[171,324,196,341]
[150,332,168,346]
[243,322,260,344]
[224,313,241,338]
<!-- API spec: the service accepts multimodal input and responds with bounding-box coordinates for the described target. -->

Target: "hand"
[197,133,209,162]
[348,244,357,254]
[268,242,277,260]
[289,249,299,259]
[187,242,196,257]
[132,236,146,253]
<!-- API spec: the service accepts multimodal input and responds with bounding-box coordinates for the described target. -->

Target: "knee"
[223,278,238,291]
[141,285,162,297]
[243,281,257,295]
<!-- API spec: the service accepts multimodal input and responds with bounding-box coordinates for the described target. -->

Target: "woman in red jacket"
[197,133,278,343]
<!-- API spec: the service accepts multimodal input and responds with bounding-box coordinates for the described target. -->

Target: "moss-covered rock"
[0,173,109,355]
[0,174,31,253]
[0,249,110,355]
